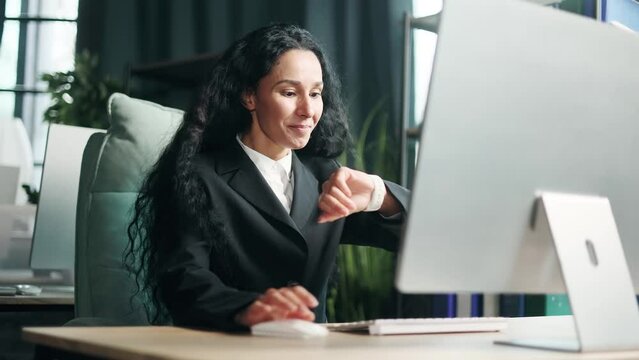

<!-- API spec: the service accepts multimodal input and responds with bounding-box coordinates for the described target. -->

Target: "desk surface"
[22,316,639,360]
[0,288,73,306]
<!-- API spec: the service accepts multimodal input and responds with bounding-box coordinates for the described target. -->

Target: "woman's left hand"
[317,167,381,223]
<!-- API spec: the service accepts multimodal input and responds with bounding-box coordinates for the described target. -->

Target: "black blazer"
[158,140,410,330]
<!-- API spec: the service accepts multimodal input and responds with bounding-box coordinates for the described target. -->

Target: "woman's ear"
[241,91,256,112]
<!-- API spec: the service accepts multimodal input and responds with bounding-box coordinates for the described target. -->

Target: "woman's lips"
[289,124,313,133]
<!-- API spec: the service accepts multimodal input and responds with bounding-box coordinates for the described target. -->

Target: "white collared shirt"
[236,136,294,213]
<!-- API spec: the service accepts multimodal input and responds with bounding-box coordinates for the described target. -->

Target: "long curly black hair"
[125,24,351,324]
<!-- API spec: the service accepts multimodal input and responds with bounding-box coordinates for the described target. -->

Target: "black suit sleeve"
[306,157,411,251]
[158,178,260,331]
[340,180,410,252]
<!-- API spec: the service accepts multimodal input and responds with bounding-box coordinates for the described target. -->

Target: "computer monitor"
[29,124,104,283]
[0,165,19,204]
[396,0,639,352]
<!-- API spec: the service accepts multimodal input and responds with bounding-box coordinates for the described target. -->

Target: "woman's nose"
[296,96,314,118]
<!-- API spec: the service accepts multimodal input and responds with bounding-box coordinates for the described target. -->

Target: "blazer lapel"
[216,141,300,233]
[290,153,319,230]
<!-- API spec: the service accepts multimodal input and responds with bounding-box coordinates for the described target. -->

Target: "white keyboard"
[326,317,508,335]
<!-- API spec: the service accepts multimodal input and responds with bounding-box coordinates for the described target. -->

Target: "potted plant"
[41,49,124,129]
[327,97,399,322]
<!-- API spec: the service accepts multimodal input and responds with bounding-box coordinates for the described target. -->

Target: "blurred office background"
[1,0,415,187]
[0,0,636,322]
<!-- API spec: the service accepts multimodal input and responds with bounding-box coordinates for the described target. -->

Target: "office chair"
[70,93,183,325]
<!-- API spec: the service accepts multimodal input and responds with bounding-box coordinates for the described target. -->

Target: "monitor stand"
[496,192,639,352]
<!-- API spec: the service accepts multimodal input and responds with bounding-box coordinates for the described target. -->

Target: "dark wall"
[76,0,411,178]
[77,0,312,78]
[559,0,596,17]
[0,0,6,48]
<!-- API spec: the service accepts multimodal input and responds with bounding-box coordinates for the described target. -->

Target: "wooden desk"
[22,316,639,360]
[2,288,74,359]
[0,289,74,306]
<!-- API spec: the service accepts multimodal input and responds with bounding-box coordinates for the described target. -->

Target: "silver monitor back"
[30,124,104,277]
[0,165,19,204]
[396,0,639,294]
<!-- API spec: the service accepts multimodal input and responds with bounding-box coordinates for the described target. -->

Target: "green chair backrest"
[74,93,183,324]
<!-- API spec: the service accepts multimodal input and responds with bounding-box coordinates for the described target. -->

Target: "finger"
[249,302,279,322]
[289,286,319,308]
[326,185,357,212]
[321,179,331,193]
[318,190,357,215]
[317,212,343,224]
[319,189,353,213]
[279,287,309,309]
[264,292,315,321]
[239,301,278,326]
[319,194,350,218]
[261,288,298,312]
[278,290,316,321]
[318,210,345,224]
[280,286,318,311]
[323,170,351,197]
[319,194,349,215]
[248,300,313,324]
[332,168,353,197]
[317,214,331,224]
[289,307,316,321]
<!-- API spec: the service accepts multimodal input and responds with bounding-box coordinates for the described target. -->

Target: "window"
[407,0,566,182]
[411,0,442,133]
[0,0,78,186]
[602,0,639,31]
[402,0,442,186]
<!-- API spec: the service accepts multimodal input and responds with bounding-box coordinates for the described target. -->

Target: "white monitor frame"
[29,124,104,281]
[396,0,639,352]
[0,165,19,204]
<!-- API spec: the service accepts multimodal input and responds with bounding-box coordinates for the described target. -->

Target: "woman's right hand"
[235,285,319,327]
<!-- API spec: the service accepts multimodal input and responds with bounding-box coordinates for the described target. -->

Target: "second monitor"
[30,124,105,284]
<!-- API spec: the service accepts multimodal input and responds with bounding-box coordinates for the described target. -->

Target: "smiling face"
[241,49,324,160]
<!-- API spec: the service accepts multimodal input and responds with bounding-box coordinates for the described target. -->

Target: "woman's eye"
[310,92,322,98]
[282,91,296,97]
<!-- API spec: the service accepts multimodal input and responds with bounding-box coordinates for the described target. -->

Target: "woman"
[127,24,409,331]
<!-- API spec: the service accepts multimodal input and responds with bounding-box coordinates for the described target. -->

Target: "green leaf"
[40,49,123,129]
[327,95,400,323]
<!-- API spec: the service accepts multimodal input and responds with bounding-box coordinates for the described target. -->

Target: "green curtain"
[77,0,308,75]
[559,0,596,16]
[76,0,411,176]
